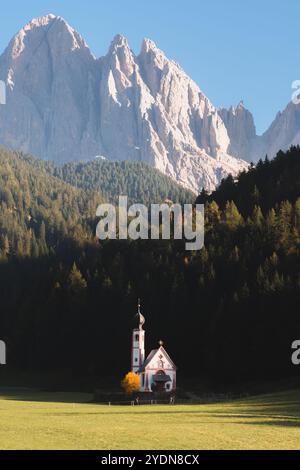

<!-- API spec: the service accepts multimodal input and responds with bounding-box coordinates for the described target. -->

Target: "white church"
[131,302,177,393]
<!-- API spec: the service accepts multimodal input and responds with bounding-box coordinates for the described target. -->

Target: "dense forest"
[197,146,300,216]
[0,146,299,388]
[21,154,194,206]
[0,147,103,260]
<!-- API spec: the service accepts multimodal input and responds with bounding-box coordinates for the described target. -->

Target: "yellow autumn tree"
[121,372,140,395]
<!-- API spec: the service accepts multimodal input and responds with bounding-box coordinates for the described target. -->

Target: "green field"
[0,389,299,449]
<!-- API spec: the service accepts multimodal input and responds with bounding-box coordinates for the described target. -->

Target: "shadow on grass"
[0,388,92,404]
[207,412,300,425]
[246,419,300,428]
[1,389,300,430]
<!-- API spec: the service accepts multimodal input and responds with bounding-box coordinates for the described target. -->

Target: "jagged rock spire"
[0,15,249,191]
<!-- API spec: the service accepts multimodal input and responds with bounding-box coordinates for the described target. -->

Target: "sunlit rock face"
[0,14,250,192]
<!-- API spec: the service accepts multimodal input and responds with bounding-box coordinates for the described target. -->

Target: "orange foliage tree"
[121,372,140,395]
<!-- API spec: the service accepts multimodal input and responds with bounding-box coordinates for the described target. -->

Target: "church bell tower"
[131,300,145,372]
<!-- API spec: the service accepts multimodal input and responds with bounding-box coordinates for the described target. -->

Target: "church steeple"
[137,298,145,330]
[131,300,145,372]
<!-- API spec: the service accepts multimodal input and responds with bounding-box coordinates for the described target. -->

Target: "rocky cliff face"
[260,102,300,158]
[220,100,300,164]
[0,15,100,164]
[219,101,257,162]
[7,14,299,192]
[96,32,248,192]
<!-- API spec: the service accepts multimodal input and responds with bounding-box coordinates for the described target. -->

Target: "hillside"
[19,154,194,205]
[0,144,193,261]
[0,147,102,258]
[53,160,195,205]
[197,146,300,215]
[0,146,299,385]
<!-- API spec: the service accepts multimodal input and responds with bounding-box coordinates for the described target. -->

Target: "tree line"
[0,146,299,387]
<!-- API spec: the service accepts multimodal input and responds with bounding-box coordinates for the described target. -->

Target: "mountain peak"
[22,13,65,31]
[0,17,249,193]
[139,37,167,64]
[110,34,129,49]
[106,34,136,76]
[141,37,158,53]
[225,100,247,116]
[8,14,88,59]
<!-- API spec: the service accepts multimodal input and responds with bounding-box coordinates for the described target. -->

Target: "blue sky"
[1,0,298,134]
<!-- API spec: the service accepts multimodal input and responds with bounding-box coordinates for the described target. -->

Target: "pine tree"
[294,198,300,232]
[39,222,48,255]
[67,262,87,293]
[252,205,264,227]
[2,236,9,256]
[224,201,243,229]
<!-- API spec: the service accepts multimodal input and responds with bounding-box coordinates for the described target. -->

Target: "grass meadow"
[0,389,299,449]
